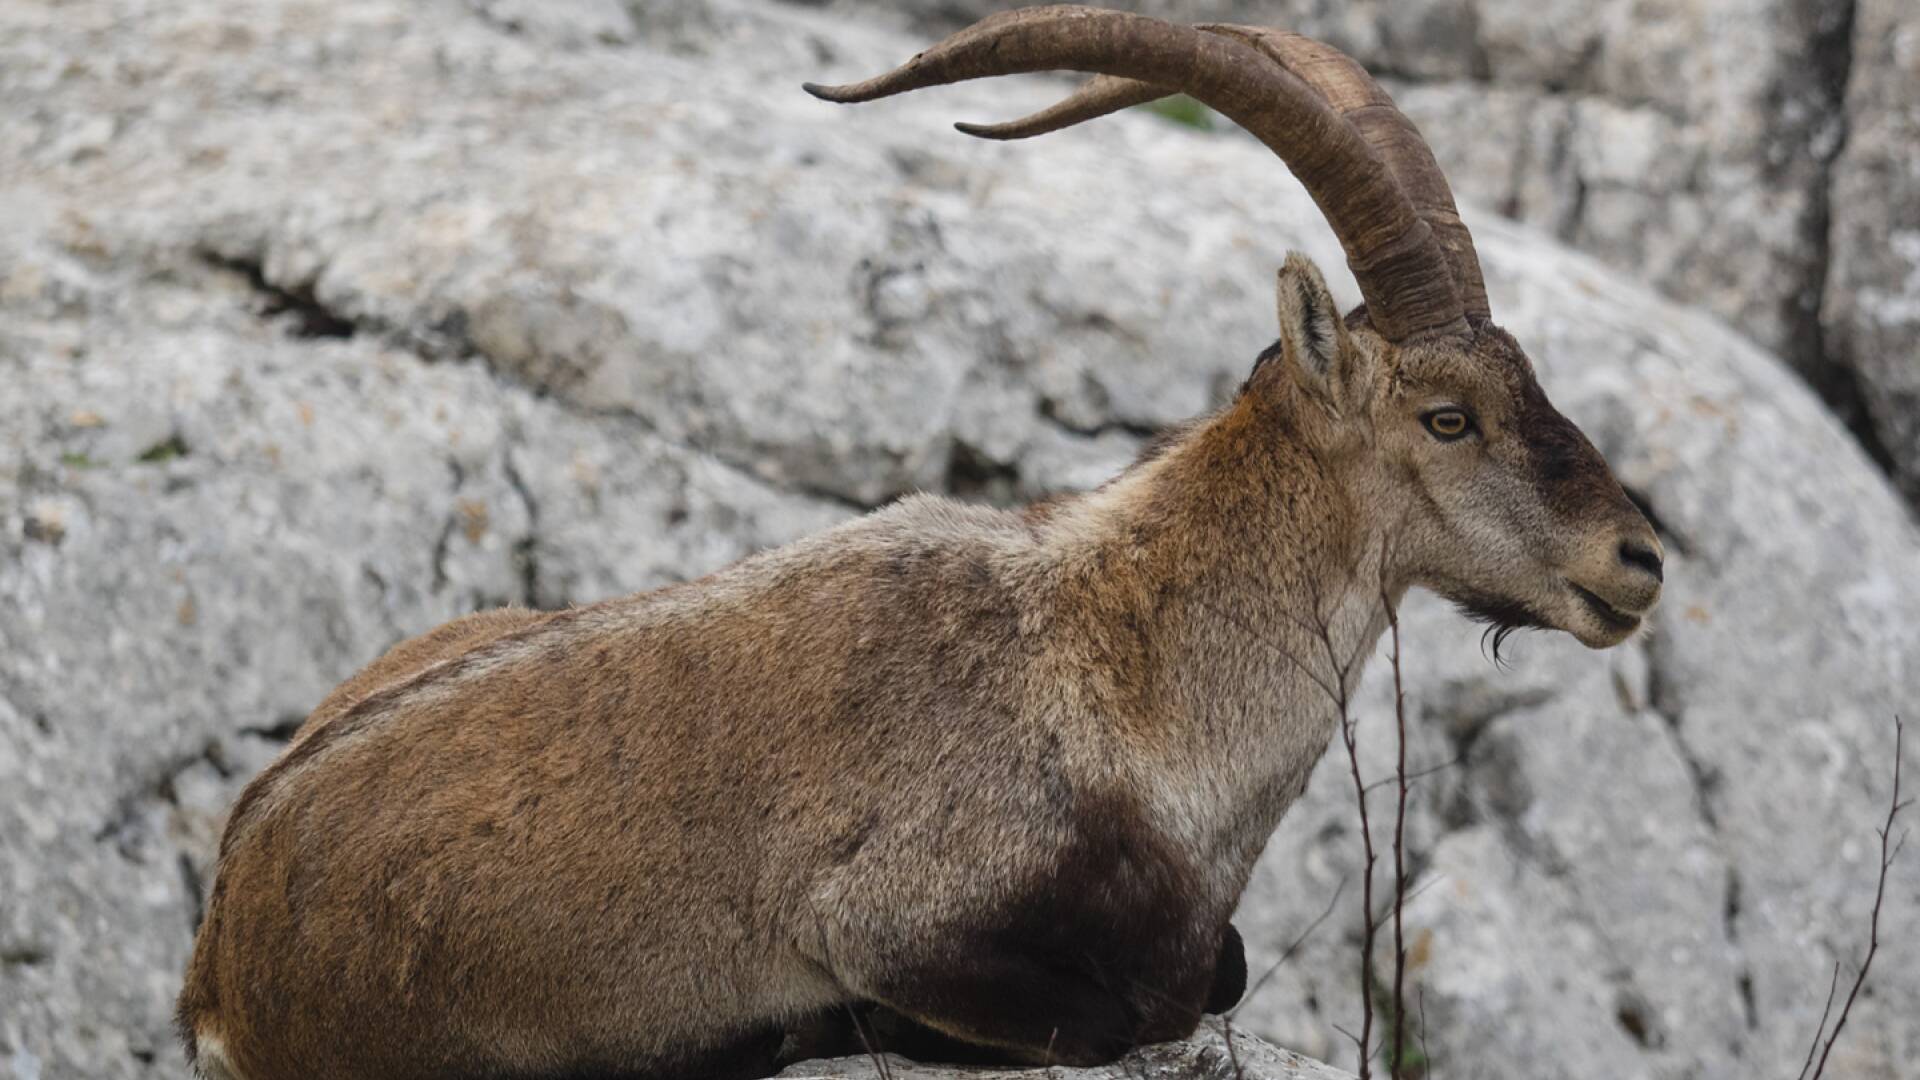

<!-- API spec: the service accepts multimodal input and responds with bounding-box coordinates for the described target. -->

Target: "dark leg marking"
[869,951,1139,1067]
[1207,922,1247,1014]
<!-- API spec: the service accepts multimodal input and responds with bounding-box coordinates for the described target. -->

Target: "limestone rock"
[1,2,1917,1079]
[778,1019,1354,1079]
[811,0,1840,371]
[1825,0,1920,506]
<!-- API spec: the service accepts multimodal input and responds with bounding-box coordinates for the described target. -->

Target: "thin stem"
[1384,586,1410,1078]
[1795,962,1841,1080]
[1222,1015,1245,1080]
[1231,877,1348,1020]
[1339,674,1376,1080]
[1806,715,1905,1080]
[845,1005,894,1080]
[1193,596,1342,705]
[1417,989,1432,1080]
[1364,754,1464,795]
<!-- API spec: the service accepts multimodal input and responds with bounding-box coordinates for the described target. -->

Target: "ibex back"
[178,7,1663,1078]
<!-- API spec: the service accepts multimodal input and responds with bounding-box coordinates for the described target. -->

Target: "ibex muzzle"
[178,7,1660,1079]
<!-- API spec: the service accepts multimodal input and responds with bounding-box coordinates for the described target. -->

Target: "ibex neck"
[1040,400,1400,895]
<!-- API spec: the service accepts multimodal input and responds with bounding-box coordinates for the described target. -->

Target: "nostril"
[1619,540,1664,582]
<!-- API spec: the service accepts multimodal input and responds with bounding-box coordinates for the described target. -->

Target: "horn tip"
[953,120,1003,139]
[802,81,859,103]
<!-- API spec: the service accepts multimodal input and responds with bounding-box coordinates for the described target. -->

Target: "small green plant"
[137,434,189,463]
[1394,1040,1429,1079]
[1142,94,1215,131]
[59,451,101,469]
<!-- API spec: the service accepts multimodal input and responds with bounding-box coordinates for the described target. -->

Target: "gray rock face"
[1826,0,1920,506]
[825,0,1837,352]
[819,0,1920,514]
[778,1019,1353,1079]
[2,1,1916,1079]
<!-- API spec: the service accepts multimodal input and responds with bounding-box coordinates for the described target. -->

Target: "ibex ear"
[1273,252,1362,414]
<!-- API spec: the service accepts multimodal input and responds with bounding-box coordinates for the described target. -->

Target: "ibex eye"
[1423,409,1473,441]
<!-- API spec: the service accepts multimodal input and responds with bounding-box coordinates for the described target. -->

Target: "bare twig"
[1357,875,1439,972]
[1800,715,1906,1080]
[844,1005,894,1080]
[1208,542,1409,1079]
[812,921,893,1080]
[1336,635,1377,1080]
[1417,989,1432,1080]
[1332,1022,1363,1058]
[1795,962,1841,1080]
[1222,1015,1245,1080]
[1363,754,1463,795]
[1383,585,1411,1078]
[1231,877,1349,1020]
[1196,595,1343,704]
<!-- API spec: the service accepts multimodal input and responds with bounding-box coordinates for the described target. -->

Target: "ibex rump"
[178,7,1664,1079]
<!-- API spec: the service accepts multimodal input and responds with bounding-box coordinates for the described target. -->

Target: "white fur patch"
[194,1032,245,1080]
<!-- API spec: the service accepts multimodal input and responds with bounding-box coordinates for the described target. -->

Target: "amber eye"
[1422,409,1474,441]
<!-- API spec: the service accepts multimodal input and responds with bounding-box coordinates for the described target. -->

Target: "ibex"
[178,7,1664,1079]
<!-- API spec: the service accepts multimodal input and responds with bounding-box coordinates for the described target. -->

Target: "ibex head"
[808,4,1662,650]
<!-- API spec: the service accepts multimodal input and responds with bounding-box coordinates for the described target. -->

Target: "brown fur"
[299,608,550,738]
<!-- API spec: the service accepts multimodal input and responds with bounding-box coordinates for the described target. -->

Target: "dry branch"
[1383,588,1412,1078]
[1796,715,1907,1080]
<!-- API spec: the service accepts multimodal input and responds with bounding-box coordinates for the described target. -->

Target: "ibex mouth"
[1569,582,1642,633]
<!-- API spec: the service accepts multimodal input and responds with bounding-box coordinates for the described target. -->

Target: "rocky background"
[1,1,1916,1078]
[840,0,1920,514]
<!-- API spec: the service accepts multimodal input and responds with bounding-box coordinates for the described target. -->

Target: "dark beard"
[1438,585,1553,666]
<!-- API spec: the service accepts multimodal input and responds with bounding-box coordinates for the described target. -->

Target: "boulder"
[1825,0,1920,506]
[1,1,1915,1078]
[777,1019,1354,1079]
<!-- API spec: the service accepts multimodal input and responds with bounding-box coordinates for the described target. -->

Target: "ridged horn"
[1202,25,1489,320]
[927,17,1491,323]
[804,4,1468,343]
[954,73,1172,140]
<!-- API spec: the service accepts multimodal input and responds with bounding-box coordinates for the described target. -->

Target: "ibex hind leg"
[863,1006,1040,1067]
[660,1024,785,1080]
[866,952,1140,1067]
[779,1002,1022,1069]
[1206,922,1247,1014]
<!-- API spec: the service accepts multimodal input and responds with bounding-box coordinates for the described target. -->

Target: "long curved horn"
[948,22,1491,322]
[804,5,1468,343]
[954,73,1172,140]
[1205,26,1489,320]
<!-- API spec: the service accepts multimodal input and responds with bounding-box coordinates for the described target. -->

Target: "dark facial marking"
[1509,370,1622,518]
